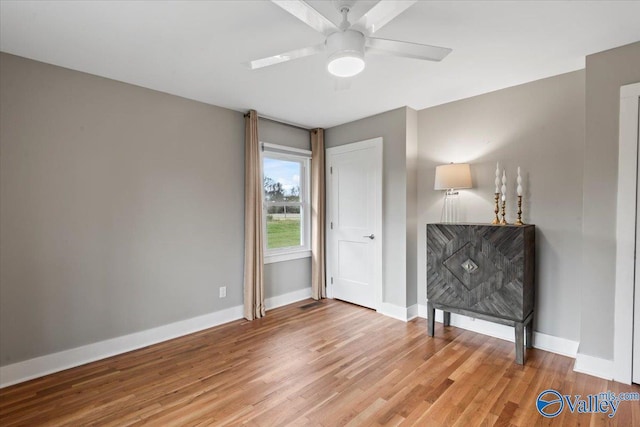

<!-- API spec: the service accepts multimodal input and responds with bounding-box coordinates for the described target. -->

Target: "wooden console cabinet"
[426,223,535,364]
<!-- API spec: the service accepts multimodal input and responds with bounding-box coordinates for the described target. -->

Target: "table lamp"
[434,163,472,223]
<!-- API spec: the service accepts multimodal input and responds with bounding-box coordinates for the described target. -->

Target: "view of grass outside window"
[263,156,304,250]
[266,206,300,249]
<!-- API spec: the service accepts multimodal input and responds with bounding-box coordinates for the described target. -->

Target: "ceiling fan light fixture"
[326,30,366,78]
[327,52,365,77]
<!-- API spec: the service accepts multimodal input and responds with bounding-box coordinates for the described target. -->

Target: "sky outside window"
[263,157,301,197]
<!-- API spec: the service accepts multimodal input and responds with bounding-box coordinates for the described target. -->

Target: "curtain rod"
[257,114,312,132]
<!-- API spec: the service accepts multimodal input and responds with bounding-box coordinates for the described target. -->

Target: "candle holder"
[492,193,500,224]
[500,200,508,225]
[500,170,508,225]
[515,195,524,226]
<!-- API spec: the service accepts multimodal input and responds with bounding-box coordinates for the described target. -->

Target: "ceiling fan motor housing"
[326,30,366,77]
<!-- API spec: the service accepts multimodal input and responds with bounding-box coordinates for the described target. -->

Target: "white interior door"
[326,138,382,310]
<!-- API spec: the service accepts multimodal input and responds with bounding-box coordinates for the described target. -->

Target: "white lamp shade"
[434,163,472,190]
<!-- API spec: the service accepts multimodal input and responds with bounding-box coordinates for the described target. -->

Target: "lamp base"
[441,190,460,223]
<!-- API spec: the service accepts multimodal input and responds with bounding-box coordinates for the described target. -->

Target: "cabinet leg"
[427,302,435,337]
[526,316,533,349]
[443,311,451,327]
[515,322,525,365]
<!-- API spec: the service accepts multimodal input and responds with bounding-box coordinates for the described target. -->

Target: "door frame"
[325,137,383,311]
[614,82,640,384]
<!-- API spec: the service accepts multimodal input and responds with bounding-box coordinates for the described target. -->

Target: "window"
[261,143,311,263]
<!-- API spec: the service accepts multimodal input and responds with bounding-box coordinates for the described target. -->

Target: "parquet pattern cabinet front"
[426,223,535,364]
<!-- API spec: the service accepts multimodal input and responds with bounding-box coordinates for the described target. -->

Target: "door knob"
[363,234,375,239]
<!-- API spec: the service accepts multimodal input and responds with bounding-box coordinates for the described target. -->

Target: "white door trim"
[614,82,640,384]
[325,137,383,310]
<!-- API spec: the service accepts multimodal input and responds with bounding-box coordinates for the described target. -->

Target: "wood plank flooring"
[1,299,639,426]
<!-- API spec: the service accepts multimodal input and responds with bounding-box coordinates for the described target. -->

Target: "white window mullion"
[266,202,303,207]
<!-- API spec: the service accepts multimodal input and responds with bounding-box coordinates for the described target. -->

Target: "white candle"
[517,167,523,196]
[501,170,507,201]
[494,162,500,193]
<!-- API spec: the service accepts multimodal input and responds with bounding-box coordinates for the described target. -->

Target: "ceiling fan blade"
[247,43,325,70]
[352,0,417,35]
[271,0,338,35]
[366,37,452,62]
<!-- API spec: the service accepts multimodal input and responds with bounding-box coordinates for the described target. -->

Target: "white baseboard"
[574,353,614,380]
[407,304,419,321]
[378,302,409,321]
[416,304,579,358]
[378,303,419,322]
[533,331,579,358]
[0,305,244,389]
[379,302,425,322]
[0,287,312,388]
[265,287,312,310]
[418,303,430,319]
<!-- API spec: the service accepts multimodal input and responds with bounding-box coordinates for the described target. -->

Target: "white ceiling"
[1,1,639,128]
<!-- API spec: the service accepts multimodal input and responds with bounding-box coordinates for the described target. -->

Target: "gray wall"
[325,107,410,309]
[581,42,640,359]
[417,70,586,342]
[0,53,248,365]
[258,118,310,151]
[406,108,419,307]
[258,118,312,298]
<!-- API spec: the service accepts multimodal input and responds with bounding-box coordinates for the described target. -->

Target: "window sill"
[265,250,311,265]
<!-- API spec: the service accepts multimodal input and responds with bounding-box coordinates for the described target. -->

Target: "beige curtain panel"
[311,128,326,300]
[243,110,265,320]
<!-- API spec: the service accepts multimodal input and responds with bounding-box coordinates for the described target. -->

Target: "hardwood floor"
[1,299,639,426]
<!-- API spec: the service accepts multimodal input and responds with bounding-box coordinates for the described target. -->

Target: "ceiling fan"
[248,0,452,78]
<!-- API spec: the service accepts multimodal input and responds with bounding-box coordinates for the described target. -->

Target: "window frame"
[260,142,311,264]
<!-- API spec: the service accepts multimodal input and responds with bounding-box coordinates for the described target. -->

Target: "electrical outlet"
[219,286,226,298]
